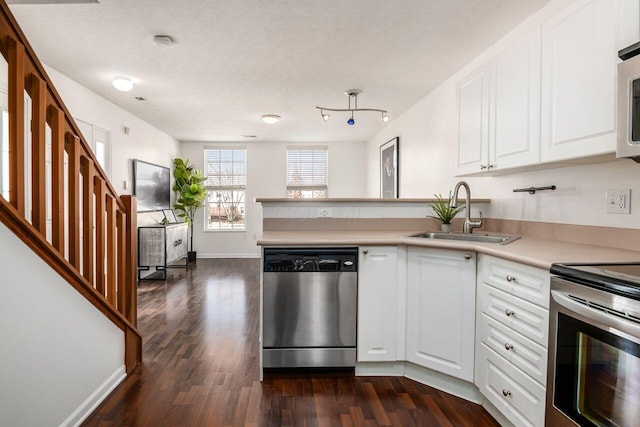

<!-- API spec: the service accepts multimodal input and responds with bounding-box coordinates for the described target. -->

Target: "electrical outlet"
[605,189,631,214]
[317,208,332,218]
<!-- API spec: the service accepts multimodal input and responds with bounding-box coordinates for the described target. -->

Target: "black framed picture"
[133,159,171,212]
[380,137,399,198]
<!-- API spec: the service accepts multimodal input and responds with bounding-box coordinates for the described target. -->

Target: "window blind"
[286,148,328,189]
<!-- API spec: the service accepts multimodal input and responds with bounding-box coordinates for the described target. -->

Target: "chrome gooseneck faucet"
[450,181,483,234]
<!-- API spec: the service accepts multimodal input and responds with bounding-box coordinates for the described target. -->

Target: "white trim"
[355,361,405,377]
[197,253,260,259]
[403,362,483,404]
[482,398,515,427]
[61,365,126,427]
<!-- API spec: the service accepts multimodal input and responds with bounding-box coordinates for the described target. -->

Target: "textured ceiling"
[9,0,551,143]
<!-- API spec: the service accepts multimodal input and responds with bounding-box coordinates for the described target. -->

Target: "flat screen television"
[133,159,171,212]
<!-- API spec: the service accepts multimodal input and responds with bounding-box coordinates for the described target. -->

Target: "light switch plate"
[605,189,631,214]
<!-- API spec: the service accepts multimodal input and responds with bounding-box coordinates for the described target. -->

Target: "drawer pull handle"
[505,309,515,317]
[504,343,514,351]
[506,275,516,282]
[363,249,369,255]
[174,239,182,246]
[464,254,472,260]
[502,389,512,397]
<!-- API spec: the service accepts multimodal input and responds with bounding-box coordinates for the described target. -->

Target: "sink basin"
[409,232,520,245]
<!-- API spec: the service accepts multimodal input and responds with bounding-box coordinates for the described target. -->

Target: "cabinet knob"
[502,389,512,397]
[506,275,516,282]
[505,309,515,317]
[487,164,495,169]
[480,165,487,170]
[464,254,472,260]
[362,249,369,255]
[504,343,514,351]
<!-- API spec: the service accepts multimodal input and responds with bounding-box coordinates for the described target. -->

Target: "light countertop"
[258,230,640,270]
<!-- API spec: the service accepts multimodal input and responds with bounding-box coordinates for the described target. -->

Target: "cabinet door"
[490,28,541,170]
[456,65,490,175]
[357,246,398,362]
[406,248,476,381]
[540,0,621,161]
[166,224,188,264]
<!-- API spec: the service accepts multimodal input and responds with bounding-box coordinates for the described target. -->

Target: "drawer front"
[479,254,550,308]
[476,343,546,427]
[478,313,547,385]
[478,283,549,347]
[166,224,188,264]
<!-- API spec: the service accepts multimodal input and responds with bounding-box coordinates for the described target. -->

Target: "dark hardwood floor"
[83,259,499,427]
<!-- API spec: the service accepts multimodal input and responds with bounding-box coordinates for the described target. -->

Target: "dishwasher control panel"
[263,247,358,272]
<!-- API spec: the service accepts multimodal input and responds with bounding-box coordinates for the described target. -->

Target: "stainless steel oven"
[547,263,640,427]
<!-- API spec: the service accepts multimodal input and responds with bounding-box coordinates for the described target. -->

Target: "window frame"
[203,147,247,232]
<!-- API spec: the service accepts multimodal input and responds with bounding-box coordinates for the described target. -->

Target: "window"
[286,147,328,198]
[204,148,246,230]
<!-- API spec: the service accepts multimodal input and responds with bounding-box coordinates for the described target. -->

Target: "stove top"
[551,262,640,301]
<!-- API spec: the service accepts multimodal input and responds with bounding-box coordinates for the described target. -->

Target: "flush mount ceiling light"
[316,90,389,126]
[262,114,281,124]
[153,35,175,48]
[112,77,134,92]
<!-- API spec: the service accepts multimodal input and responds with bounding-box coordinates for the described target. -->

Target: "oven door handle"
[551,290,640,342]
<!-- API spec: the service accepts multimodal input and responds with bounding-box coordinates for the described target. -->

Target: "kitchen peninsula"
[257,198,640,427]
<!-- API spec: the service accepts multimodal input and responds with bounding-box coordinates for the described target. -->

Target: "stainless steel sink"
[409,232,520,245]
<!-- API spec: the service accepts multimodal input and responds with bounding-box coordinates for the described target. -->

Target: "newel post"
[121,195,138,326]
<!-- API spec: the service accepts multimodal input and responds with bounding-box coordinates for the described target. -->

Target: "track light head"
[347,113,355,126]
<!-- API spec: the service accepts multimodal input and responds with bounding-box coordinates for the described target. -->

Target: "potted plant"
[172,158,206,262]
[428,192,465,232]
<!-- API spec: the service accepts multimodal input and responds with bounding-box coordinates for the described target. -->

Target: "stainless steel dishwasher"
[262,247,358,368]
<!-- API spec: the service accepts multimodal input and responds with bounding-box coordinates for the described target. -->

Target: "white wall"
[365,0,640,229]
[181,140,367,257]
[0,222,125,427]
[44,66,181,226]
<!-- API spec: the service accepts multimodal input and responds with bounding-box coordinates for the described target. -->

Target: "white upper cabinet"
[541,0,640,162]
[456,28,541,175]
[490,28,541,170]
[457,0,640,175]
[456,65,490,175]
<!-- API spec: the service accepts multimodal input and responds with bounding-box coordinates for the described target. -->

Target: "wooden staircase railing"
[0,1,141,373]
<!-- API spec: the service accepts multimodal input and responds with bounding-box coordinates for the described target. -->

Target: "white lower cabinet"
[406,248,476,381]
[476,343,547,427]
[357,246,399,362]
[475,254,550,427]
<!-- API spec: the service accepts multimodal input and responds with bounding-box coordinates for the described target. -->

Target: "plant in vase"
[428,192,465,232]
[172,158,206,262]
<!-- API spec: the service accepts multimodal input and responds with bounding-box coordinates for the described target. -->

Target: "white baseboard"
[62,365,126,427]
[197,253,260,259]
[355,361,405,376]
[482,398,514,427]
[404,362,483,404]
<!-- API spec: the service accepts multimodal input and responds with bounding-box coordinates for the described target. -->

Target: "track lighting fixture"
[316,90,389,125]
